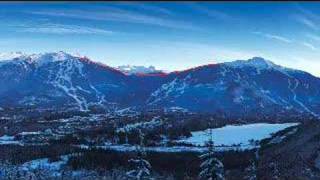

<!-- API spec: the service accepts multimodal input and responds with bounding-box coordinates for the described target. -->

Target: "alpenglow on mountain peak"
[0,51,305,76]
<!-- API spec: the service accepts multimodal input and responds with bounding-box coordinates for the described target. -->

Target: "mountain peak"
[0,52,27,61]
[225,57,277,70]
[15,51,87,67]
[247,57,275,67]
[31,51,73,63]
[116,65,162,75]
[0,51,77,64]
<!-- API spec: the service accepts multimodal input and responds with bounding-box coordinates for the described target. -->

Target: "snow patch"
[0,135,15,141]
[147,75,191,105]
[21,155,69,172]
[18,131,42,136]
[116,116,162,133]
[164,106,189,113]
[0,135,21,145]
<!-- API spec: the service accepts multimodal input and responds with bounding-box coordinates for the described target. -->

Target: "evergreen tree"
[199,121,225,180]
[126,129,152,180]
[269,162,280,180]
[244,160,257,180]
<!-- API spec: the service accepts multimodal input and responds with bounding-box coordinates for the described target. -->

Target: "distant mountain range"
[0,51,319,120]
[115,65,163,75]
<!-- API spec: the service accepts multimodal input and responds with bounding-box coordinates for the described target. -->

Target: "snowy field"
[77,123,299,153]
[178,123,299,146]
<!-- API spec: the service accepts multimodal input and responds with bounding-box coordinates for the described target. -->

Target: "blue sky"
[1,2,320,76]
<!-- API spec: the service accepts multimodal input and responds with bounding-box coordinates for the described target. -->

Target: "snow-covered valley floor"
[77,123,299,153]
[177,123,299,147]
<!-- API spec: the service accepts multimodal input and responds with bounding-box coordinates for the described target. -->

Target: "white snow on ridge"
[226,57,275,69]
[0,52,26,61]
[32,51,74,67]
[178,123,299,147]
[0,51,80,67]
[224,57,296,75]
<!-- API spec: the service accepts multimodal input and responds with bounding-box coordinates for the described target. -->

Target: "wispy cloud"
[254,31,318,51]
[26,7,199,31]
[113,1,175,15]
[185,3,233,21]
[302,42,317,51]
[295,4,320,20]
[294,15,318,30]
[121,3,174,16]
[253,31,293,43]
[17,23,113,35]
[293,4,320,30]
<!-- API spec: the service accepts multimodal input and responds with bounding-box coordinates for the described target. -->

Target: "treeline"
[0,144,80,165]
[53,113,234,147]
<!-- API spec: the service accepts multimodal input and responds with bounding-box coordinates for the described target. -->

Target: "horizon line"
[0,50,317,78]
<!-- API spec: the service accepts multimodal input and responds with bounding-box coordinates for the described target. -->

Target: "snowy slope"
[0,52,320,120]
[147,57,320,119]
[0,51,130,111]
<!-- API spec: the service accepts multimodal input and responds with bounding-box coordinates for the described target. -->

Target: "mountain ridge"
[0,52,315,78]
[0,51,319,120]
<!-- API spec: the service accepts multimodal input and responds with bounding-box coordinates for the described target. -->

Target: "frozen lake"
[77,122,300,153]
[178,123,299,146]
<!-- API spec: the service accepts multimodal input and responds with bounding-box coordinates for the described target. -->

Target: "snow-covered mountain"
[1,52,320,120]
[0,51,132,111]
[116,65,163,75]
[147,57,320,119]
